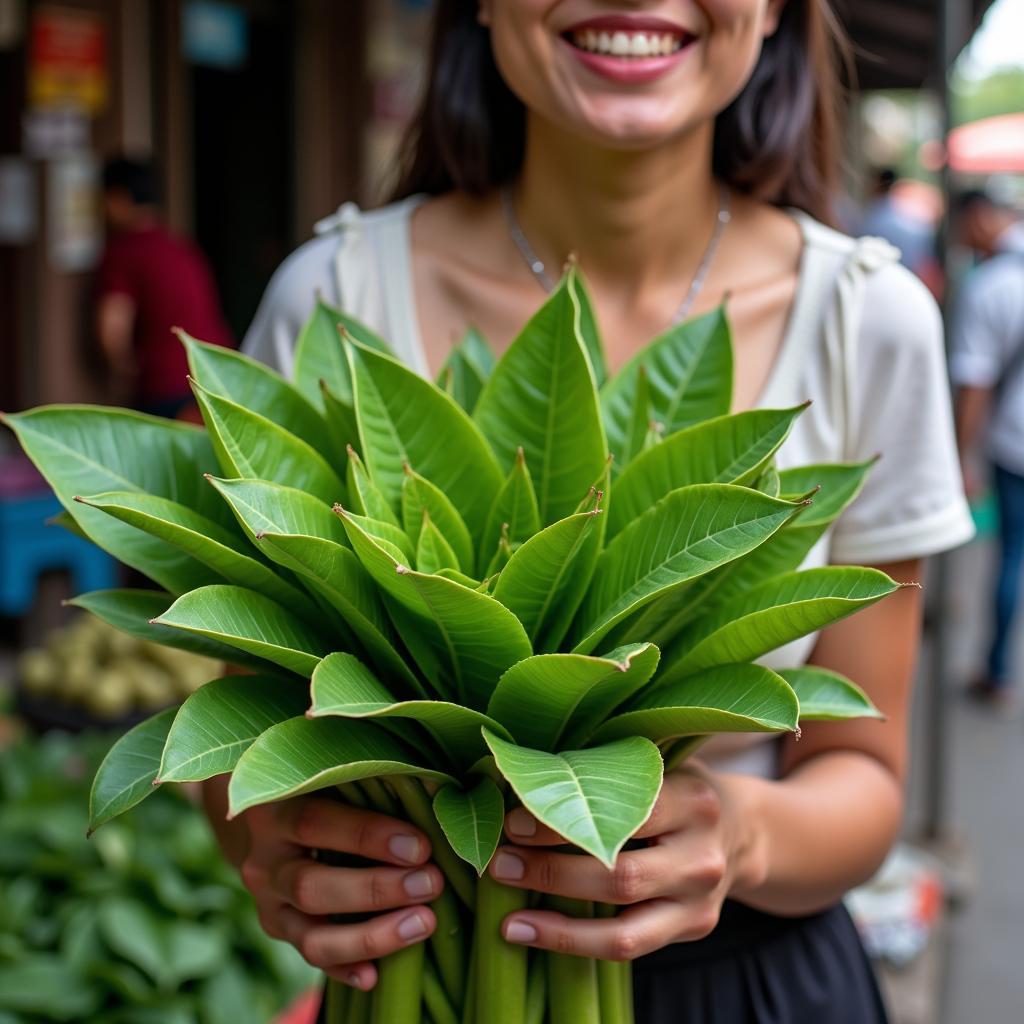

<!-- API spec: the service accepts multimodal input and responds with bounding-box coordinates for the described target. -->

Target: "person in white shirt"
[952,190,1024,707]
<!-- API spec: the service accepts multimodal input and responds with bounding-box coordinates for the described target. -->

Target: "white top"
[243,197,975,778]
[949,221,1024,475]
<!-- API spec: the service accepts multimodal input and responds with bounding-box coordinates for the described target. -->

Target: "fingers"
[271,796,432,866]
[271,858,444,916]
[275,903,437,973]
[501,898,720,960]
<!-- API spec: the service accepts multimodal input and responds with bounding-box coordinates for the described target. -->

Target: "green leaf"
[341,511,532,708]
[474,268,608,525]
[483,731,663,869]
[348,339,502,537]
[608,406,807,537]
[415,512,461,574]
[228,716,453,816]
[346,445,401,525]
[433,777,505,874]
[755,461,781,497]
[0,956,101,1021]
[573,485,802,654]
[293,299,352,409]
[478,447,542,569]
[573,272,608,387]
[89,708,176,832]
[779,667,884,722]
[180,329,332,455]
[778,459,877,522]
[436,326,496,413]
[601,305,732,467]
[622,364,652,469]
[487,644,660,751]
[158,675,309,783]
[492,509,601,648]
[192,379,345,505]
[658,567,900,682]
[67,588,270,669]
[402,465,474,572]
[2,406,232,593]
[154,585,330,676]
[76,490,313,613]
[321,382,359,470]
[310,653,511,767]
[592,664,800,744]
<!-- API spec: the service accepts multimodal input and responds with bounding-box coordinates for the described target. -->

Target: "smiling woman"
[228,1,975,1022]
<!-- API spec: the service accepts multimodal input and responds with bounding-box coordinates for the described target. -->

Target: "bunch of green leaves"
[5,267,894,1024]
[0,729,315,1024]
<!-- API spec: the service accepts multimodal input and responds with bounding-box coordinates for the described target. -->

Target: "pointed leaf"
[347,340,502,536]
[310,653,511,766]
[601,305,732,467]
[473,268,608,524]
[192,380,345,504]
[340,511,531,708]
[622,365,652,468]
[658,566,900,682]
[436,326,496,413]
[76,490,312,613]
[294,299,351,409]
[433,777,505,874]
[755,461,781,497]
[573,272,608,387]
[487,644,660,751]
[416,512,461,575]
[592,664,799,744]
[402,466,474,571]
[228,716,453,815]
[180,329,332,454]
[158,675,309,782]
[478,448,541,569]
[573,485,803,654]
[492,509,601,647]
[346,446,401,525]
[778,459,876,522]
[3,406,232,593]
[483,730,663,868]
[608,406,807,537]
[320,382,359,469]
[154,585,331,676]
[68,588,270,668]
[779,667,883,722]
[89,708,176,832]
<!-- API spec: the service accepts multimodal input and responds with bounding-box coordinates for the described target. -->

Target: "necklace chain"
[500,183,732,325]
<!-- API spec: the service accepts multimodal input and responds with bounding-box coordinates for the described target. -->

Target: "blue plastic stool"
[0,493,117,616]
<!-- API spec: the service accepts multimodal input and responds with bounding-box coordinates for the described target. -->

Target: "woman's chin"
[558,103,705,153]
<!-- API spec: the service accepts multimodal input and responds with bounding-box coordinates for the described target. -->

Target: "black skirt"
[633,900,889,1024]
[315,900,888,1023]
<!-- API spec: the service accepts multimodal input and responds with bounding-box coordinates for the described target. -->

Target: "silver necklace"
[501,183,731,324]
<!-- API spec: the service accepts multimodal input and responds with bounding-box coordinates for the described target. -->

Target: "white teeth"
[571,28,684,57]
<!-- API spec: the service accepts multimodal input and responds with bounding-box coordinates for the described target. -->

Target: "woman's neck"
[514,115,721,301]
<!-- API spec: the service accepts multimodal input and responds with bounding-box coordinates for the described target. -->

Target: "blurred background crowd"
[0,1,1022,1022]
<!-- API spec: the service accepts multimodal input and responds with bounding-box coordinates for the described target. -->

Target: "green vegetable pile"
[0,729,316,1024]
[4,267,897,1024]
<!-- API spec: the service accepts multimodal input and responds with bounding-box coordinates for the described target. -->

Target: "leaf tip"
[72,494,85,504]
[396,564,410,575]
[85,827,95,839]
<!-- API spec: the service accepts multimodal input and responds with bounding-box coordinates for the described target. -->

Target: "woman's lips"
[560,23,694,84]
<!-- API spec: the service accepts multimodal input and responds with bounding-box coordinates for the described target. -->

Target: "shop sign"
[23,106,89,159]
[29,6,107,115]
[0,158,36,245]
[48,155,100,273]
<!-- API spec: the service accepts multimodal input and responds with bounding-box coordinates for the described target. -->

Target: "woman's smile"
[562,13,696,83]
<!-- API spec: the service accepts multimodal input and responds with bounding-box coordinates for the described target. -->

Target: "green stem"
[389,775,476,909]
[595,904,634,1024]
[324,978,349,1024]
[372,941,424,1024]
[545,898,601,1024]
[474,874,529,1024]
[461,911,479,1024]
[526,954,547,1024]
[362,776,400,815]
[424,959,461,1024]
[348,986,372,1024]
[430,885,468,1012]
[335,781,369,808]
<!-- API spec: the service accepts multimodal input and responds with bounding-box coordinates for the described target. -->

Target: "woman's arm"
[483,558,923,958]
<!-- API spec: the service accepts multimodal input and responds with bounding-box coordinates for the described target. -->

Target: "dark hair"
[392,0,847,224]
[950,188,1003,216]
[102,157,160,205]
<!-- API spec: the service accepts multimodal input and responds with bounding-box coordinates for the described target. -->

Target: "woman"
[208,1,975,1019]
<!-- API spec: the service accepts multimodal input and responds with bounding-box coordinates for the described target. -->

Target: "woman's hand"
[487,764,765,961]
[238,794,445,990]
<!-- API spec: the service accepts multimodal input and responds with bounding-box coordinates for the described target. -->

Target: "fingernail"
[346,971,361,989]
[403,869,435,899]
[398,912,428,941]
[388,834,422,864]
[492,851,525,881]
[507,809,536,836]
[505,920,538,944]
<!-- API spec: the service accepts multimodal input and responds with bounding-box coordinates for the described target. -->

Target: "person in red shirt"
[97,157,233,418]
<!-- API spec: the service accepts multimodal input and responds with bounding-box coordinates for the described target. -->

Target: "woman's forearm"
[726,750,902,917]
[201,773,250,868]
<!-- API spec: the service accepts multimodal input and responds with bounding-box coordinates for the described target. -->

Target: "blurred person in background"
[97,157,233,418]
[952,189,1024,710]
